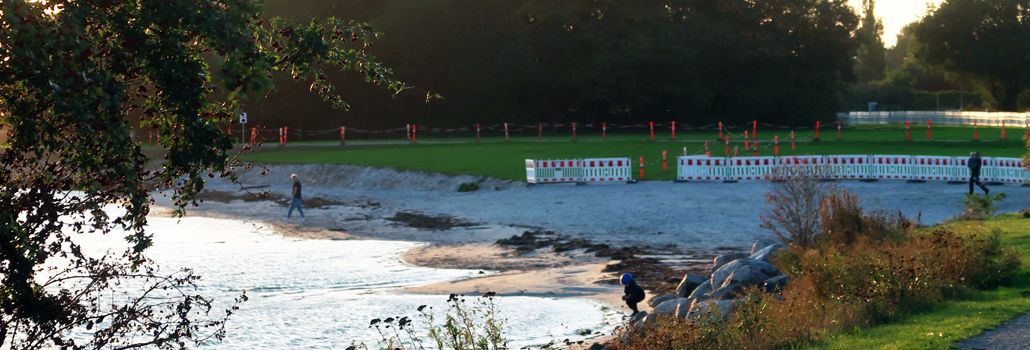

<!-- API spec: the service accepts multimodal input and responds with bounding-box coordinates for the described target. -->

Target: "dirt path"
[957,312,1030,350]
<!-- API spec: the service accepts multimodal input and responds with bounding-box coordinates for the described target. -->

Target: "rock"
[648,294,676,308]
[675,273,707,298]
[629,310,648,327]
[750,259,782,277]
[688,280,712,300]
[711,282,745,300]
[688,299,738,319]
[720,267,771,289]
[762,275,790,293]
[653,299,680,316]
[633,313,658,328]
[749,243,785,262]
[712,258,776,288]
[712,252,749,273]
[750,238,779,254]
[671,298,693,318]
[588,343,607,350]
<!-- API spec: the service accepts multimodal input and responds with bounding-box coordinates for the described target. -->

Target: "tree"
[0,0,406,348]
[855,0,887,82]
[916,0,1030,111]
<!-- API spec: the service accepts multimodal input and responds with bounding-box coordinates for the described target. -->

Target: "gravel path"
[957,312,1030,350]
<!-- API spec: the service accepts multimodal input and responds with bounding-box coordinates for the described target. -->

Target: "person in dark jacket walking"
[287,173,305,219]
[968,152,989,195]
[620,273,646,316]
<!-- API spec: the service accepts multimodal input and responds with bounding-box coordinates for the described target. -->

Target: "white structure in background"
[839,111,1029,126]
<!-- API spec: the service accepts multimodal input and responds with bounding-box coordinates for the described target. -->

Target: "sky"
[849,0,944,47]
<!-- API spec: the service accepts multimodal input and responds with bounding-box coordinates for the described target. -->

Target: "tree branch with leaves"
[0,0,414,348]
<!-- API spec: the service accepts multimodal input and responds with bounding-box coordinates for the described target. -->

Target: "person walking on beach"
[968,152,989,195]
[620,273,646,316]
[287,173,305,220]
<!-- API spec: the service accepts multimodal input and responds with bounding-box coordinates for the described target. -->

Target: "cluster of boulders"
[630,240,788,327]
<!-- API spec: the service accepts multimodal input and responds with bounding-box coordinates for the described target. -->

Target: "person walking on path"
[968,152,990,195]
[620,273,646,316]
[287,173,305,220]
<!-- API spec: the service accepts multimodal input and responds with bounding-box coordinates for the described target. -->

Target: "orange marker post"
[662,150,668,172]
[973,121,979,141]
[752,140,758,157]
[733,145,739,157]
[1001,121,1006,140]
[284,127,288,144]
[504,122,509,141]
[905,120,911,141]
[477,123,482,142]
[602,122,607,141]
[412,124,417,143]
[774,135,780,156]
[704,141,710,157]
[339,126,346,144]
[251,127,258,145]
[649,121,655,141]
[752,120,758,139]
[789,130,796,151]
[814,120,821,141]
[639,157,645,179]
[671,121,677,139]
[572,122,577,141]
[724,135,730,156]
[718,121,723,140]
[926,119,932,141]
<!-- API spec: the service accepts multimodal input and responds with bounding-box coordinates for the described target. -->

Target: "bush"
[962,193,1007,220]
[760,169,837,248]
[458,182,480,192]
[615,189,1020,350]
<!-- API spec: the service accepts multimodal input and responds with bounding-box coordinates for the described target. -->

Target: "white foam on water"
[71,214,613,349]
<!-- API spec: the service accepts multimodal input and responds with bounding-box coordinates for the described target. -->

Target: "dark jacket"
[968,155,982,177]
[624,282,646,303]
[292,181,302,199]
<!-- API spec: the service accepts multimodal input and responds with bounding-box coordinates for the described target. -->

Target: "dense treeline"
[254,0,858,130]
[250,0,1029,132]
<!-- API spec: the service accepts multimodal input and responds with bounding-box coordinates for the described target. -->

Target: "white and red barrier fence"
[676,155,1029,184]
[526,158,632,184]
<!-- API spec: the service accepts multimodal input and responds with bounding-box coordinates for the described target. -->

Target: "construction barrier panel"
[677,155,1028,184]
[677,156,729,181]
[526,158,632,184]
[582,158,633,182]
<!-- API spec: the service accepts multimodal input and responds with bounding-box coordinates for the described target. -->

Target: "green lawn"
[805,214,1030,350]
[241,124,1029,181]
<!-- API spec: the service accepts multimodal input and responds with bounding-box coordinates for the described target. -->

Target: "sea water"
[72,214,614,349]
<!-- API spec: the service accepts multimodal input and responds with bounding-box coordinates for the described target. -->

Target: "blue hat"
[620,273,634,286]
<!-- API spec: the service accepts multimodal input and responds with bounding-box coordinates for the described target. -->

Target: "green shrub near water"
[458,182,481,192]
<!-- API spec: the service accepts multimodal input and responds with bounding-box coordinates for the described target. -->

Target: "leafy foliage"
[0,0,406,348]
[962,193,1008,220]
[855,0,886,83]
[916,0,1030,111]
[257,0,859,128]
